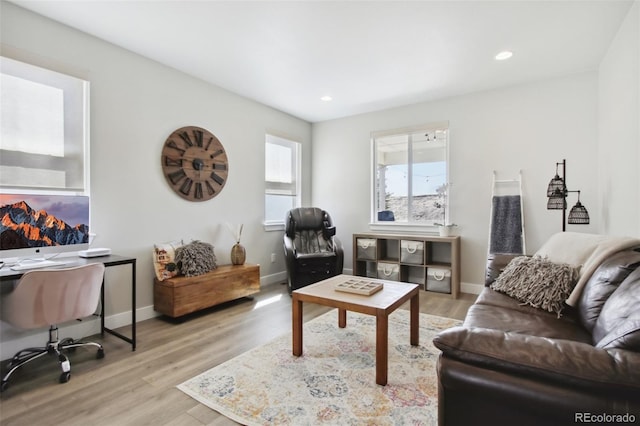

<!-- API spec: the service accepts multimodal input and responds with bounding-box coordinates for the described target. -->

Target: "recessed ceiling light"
[320,95,333,102]
[495,51,513,61]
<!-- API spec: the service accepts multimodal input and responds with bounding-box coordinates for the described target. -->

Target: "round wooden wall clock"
[161,126,229,201]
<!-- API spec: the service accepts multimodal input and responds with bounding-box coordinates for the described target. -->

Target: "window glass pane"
[0,56,88,192]
[265,134,300,224]
[376,134,408,221]
[410,130,446,222]
[1,74,65,156]
[411,161,446,222]
[0,166,66,188]
[265,194,296,222]
[265,142,292,184]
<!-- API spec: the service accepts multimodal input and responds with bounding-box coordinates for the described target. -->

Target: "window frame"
[264,134,301,230]
[370,122,450,232]
[0,55,90,195]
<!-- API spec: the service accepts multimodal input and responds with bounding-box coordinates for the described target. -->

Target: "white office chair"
[1,263,106,392]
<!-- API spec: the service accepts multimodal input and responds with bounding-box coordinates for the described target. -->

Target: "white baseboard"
[103,305,157,330]
[461,281,483,295]
[261,271,287,286]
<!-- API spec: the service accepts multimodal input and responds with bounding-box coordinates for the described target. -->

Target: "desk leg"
[292,295,303,356]
[131,261,136,351]
[100,277,106,336]
[101,260,137,351]
[410,291,419,346]
[376,312,388,386]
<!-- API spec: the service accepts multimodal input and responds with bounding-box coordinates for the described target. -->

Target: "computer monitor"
[0,192,90,262]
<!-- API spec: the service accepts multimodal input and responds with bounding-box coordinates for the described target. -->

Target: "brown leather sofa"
[433,249,640,426]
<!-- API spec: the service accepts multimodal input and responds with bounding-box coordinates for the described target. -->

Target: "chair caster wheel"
[59,372,71,383]
[97,348,105,359]
[1,381,8,392]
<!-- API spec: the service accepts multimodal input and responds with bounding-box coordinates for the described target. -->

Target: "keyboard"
[10,260,74,271]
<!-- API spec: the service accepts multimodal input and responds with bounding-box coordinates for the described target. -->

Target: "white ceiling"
[8,0,634,123]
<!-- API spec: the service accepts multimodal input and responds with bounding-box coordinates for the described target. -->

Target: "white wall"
[0,1,311,357]
[312,73,600,289]
[598,0,640,237]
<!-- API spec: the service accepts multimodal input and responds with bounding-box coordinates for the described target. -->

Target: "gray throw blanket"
[489,195,524,255]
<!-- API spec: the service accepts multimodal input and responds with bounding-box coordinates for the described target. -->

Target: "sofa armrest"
[433,326,640,394]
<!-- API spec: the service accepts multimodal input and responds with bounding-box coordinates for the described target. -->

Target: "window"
[0,56,89,192]
[265,134,300,226]
[372,122,449,225]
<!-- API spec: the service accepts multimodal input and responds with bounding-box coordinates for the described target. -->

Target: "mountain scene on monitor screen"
[0,200,89,249]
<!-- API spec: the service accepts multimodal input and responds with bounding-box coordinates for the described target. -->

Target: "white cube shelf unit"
[353,233,461,299]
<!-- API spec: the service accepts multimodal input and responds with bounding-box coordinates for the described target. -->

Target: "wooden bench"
[154,264,260,318]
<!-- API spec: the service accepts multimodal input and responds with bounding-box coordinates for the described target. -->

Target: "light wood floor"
[0,282,476,426]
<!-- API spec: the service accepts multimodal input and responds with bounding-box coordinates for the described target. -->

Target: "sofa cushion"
[463,303,592,344]
[593,267,640,350]
[578,250,640,332]
[475,287,579,323]
[490,256,579,317]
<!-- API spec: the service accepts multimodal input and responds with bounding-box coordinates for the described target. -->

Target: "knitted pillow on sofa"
[490,256,579,317]
[593,267,640,350]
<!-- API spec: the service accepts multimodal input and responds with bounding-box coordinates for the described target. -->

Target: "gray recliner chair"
[283,207,344,294]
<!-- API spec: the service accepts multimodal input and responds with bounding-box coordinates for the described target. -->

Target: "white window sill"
[263,221,285,232]
[369,222,440,235]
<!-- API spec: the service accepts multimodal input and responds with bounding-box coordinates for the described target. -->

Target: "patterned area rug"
[178,309,461,425]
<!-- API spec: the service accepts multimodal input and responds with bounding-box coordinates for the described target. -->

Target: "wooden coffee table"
[292,274,419,386]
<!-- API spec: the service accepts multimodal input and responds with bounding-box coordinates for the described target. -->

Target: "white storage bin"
[377,262,399,281]
[427,268,451,293]
[356,238,377,260]
[400,240,424,264]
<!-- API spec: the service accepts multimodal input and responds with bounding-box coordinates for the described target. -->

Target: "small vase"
[231,243,246,265]
[438,226,450,237]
